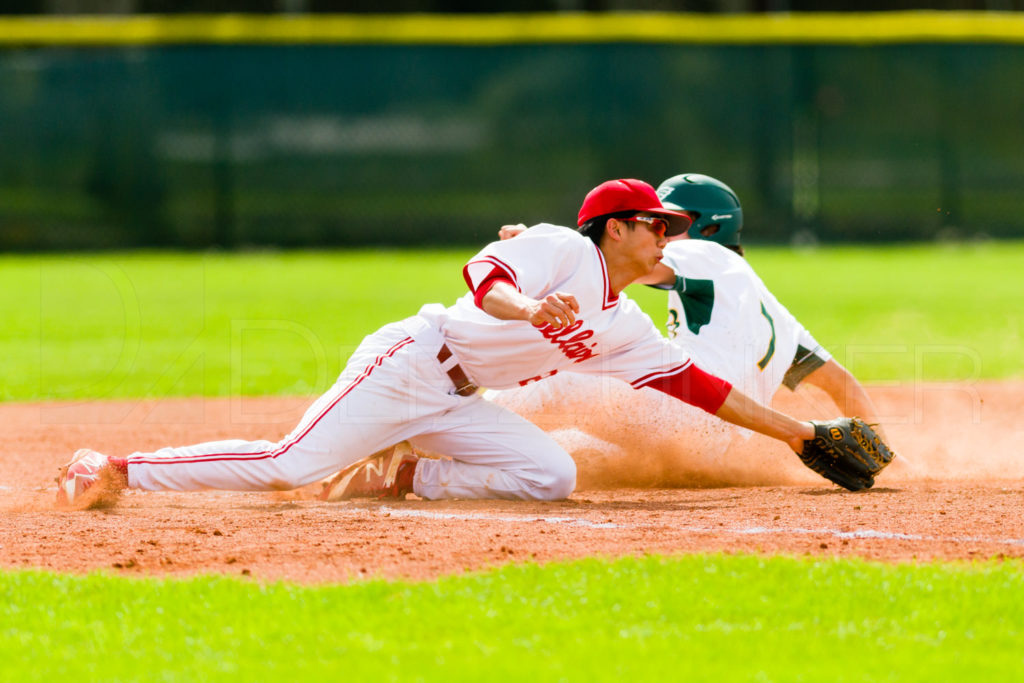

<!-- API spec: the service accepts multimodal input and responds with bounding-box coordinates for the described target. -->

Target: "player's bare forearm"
[632,262,676,286]
[481,281,580,329]
[714,387,814,453]
[804,359,887,439]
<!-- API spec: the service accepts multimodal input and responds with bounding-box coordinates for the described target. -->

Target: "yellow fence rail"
[3,11,1024,46]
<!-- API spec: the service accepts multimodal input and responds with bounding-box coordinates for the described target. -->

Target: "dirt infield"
[2,380,1022,583]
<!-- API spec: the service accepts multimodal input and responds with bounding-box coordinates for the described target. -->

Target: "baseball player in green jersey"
[644,173,883,423]
[488,173,901,487]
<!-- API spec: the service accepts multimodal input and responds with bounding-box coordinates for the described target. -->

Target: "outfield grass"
[0,249,471,402]
[1,241,1021,402]
[4,554,1024,681]
[746,241,1024,383]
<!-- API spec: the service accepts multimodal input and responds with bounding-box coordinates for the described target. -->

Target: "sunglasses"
[626,215,669,238]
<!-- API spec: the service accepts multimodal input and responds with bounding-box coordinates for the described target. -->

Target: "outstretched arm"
[714,386,814,453]
[632,359,814,452]
[633,262,676,286]
[801,358,886,438]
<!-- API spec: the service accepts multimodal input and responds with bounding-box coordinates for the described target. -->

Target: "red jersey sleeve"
[631,363,732,415]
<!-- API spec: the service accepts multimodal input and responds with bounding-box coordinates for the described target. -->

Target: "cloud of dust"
[489,374,818,489]
[776,381,1024,484]
[490,375,1024,488]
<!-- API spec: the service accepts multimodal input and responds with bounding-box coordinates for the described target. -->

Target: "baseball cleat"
[55,448,126,508]
[319,442,418,501]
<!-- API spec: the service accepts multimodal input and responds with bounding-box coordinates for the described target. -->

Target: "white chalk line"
[373,505,1024,548]
[376,505,619,528]
[6,485,1023,549]
[719,525,1024,547]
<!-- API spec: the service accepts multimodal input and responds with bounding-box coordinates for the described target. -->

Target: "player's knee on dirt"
[531,452,577,500]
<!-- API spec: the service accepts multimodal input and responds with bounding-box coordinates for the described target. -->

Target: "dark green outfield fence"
[2,12,1024,249]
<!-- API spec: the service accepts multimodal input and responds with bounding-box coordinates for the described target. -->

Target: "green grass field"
[4,243,1024,680]
[1,241,1021,402]
[5,554,1024,682]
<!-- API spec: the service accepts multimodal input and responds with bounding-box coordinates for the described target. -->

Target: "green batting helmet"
[655,174,743,248]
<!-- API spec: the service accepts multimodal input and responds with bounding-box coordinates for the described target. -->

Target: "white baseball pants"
[125,316,576,501]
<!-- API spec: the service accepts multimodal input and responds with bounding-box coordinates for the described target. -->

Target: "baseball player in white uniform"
[58,178,836,508]
[486,174,890,486]
[648,173,882,420]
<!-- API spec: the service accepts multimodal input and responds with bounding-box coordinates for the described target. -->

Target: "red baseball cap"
[577,179,693,236]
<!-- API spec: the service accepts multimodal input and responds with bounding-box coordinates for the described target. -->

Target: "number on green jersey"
[668,276,776,371]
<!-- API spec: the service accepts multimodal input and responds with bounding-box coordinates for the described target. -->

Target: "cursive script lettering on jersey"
[537,320,597,363]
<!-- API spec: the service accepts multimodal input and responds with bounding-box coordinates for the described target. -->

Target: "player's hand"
[499,224,527,241]
[527,292,580,329]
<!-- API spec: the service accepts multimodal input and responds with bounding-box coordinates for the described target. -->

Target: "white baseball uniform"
[486,239,831,479]
[124,226,730,500]
[658,239,829,404]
